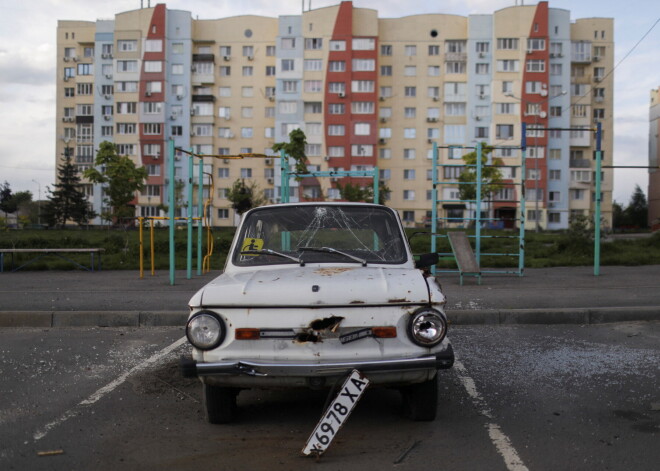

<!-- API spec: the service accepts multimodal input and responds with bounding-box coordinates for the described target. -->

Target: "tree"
[624,185,648,228]
[612,200,625,229]
[43,156,94,227]
[272,128,308,177]
[457,145,504,202]
[227,179,266,215]
[336,181,391,204]
[84,141,147,224]
[0,181,18,219]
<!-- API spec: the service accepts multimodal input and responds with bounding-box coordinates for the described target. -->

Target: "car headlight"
[186,311,226,350]
[407,308,447,347]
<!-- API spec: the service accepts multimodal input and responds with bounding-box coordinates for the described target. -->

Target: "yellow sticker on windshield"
[241,238,264,255]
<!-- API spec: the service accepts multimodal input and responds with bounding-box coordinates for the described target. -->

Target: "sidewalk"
[1,266,659,327]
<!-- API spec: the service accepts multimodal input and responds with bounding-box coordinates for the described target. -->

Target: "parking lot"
[1,322,658,471]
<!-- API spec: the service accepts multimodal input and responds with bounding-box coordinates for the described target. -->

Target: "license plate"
[302,369,369,456]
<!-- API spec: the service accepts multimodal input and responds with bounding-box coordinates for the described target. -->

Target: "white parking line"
[33,336,187,441]
[454,359,529,471]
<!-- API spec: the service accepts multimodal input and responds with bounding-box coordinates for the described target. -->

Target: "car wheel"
[203,383,238,424]
[401,377,438,421]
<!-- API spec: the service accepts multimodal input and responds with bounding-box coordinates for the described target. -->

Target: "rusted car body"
[181,203,453,422]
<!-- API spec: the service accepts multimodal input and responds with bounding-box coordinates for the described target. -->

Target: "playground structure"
[430,140,526,279]
[156,121,604,284]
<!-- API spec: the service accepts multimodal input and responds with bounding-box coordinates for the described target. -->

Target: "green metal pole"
[594,122,602,276]
[197,157,203,275]
[186,152,193,279]
[475,142,482,265]
[168,139,176,285]
[519,123,527,276]
[280,149,288,203]
[373,166,379,204]
[431,142,438,276]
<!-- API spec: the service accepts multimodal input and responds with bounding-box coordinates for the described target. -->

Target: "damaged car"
[180,202,454,423]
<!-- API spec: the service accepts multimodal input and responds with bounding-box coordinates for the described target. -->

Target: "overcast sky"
[1,0,658,204]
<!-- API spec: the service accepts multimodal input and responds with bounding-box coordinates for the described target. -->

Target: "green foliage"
[0,181,17,217]
[336,181,391,204]
[272,128,308,177]
[84,141,148,224]
[457,145,504,202]
[227,179,266,215]
[613,185,649,229]
[43,156,95,228]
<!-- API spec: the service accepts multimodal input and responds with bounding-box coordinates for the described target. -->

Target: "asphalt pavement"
[1,265,659,327]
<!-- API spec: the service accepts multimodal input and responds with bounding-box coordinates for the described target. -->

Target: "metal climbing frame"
[167,141,271,285]
[430,138,527,278]
[279,150,380,204]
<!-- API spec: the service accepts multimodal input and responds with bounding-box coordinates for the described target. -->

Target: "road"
[0,323,658,470]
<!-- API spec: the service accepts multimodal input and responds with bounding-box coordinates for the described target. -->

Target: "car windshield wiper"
[298,246,367,266]
[240,249,304,266]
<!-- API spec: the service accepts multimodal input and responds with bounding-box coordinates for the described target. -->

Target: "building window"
[352,38,375,50]
[304,59,323,71]
[405,45,417,56]
[118,40,137,52]
[496,124,514,140]
[328,125,345,136]
[497,60,519,72]
[526,60,545,72]
[352,59,375,71]
[282,81,298,93]
[351,102,375,114]
[445,62,466,74]
[329,61,345,72]
[428,45,440,56]
[404,66,417,76]
[497,38,519,50]
[381,45,392,56]
[281,38,296,50]
[328,103,345,114]
[305,38,323,50]
[354,123,370,135]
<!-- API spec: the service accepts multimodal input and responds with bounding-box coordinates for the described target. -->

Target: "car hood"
[191,266,434,308]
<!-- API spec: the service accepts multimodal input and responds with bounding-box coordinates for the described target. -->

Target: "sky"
[0,0,658,205]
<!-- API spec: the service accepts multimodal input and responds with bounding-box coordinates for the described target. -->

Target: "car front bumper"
[180,344,454,379]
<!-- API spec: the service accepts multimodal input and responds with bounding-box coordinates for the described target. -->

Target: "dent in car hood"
[191,266,436,307]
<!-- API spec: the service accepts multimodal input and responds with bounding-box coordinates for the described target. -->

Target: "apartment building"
[650,87,660,230]
[56,1,613,229]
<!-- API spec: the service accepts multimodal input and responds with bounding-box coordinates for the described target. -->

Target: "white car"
[181,203,454,423]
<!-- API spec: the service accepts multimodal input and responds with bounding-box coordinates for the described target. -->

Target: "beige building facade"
[55,1,613,229]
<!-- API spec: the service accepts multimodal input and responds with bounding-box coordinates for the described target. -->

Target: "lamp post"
[506,90,566,232]
[31,179,41,225]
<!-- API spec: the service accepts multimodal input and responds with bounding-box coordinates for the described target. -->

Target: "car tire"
[401,377,438,421]
[203,383,238,424]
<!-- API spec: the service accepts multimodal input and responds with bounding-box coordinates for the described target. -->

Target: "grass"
[0,226,236,271]
[407,228,660,269]
[1,226,658,271]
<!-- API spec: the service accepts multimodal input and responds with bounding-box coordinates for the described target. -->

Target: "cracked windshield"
[233,205,407,266]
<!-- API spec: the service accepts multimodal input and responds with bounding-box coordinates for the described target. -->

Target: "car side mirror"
[415,252,439,269]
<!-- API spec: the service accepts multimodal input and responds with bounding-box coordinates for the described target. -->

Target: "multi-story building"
[56,1,613,229]
[650,87,660,231]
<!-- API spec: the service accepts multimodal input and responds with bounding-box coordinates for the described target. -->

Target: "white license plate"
[302,369,369,456]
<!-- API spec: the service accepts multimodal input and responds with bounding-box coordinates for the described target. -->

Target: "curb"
[448,306,660,325]
[0,311,187,328]
[1,307,659,328]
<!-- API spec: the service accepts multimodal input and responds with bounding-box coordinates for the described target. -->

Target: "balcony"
[445,52,467,62]
[570,159,591,168]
